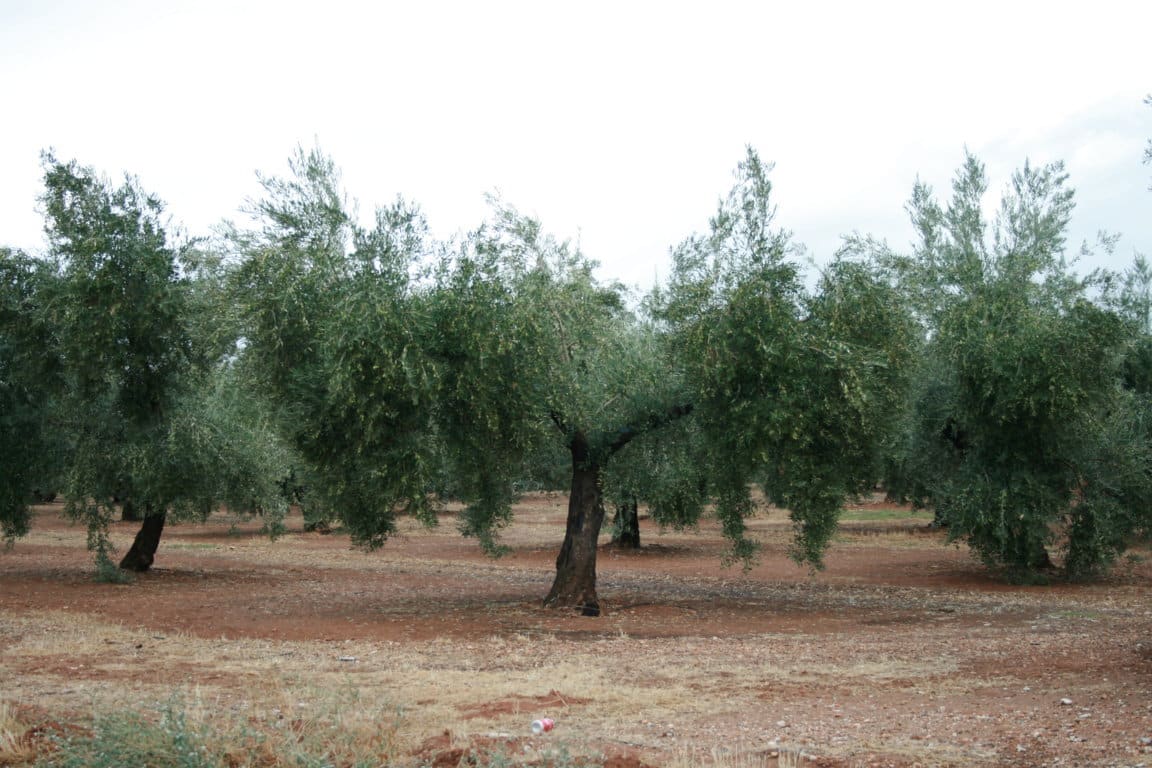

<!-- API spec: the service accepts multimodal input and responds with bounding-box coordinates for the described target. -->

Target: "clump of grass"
[244,685,404,768]
[34,688,405,768]
[1048,609,1100,620]
[464,743,600,768]
[38,700,213,768]
[669,745,780,768]
[0,701,37,766]
[92,543,133,585]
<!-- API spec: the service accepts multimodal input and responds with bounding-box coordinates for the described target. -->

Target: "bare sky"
[2,0,1149,288]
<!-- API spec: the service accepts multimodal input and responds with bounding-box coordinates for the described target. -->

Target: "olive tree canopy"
[879,153,1151,579]
[234,146,915,612]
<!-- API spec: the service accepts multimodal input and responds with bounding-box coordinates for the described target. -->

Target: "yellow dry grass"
[0,702,35,767]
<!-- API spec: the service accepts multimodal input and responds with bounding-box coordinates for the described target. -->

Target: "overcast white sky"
[2,0,1149,288]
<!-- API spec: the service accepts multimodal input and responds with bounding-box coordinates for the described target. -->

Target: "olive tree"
[36,155,291,573]
[460,150,913,601]
[881,153,1150,579]
[655,148,916,568]
[231,148,446,552]
[233,151,689,613]
[236,146,913,613]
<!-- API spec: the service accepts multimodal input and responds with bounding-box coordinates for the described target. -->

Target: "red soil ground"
[1,495,1150,767]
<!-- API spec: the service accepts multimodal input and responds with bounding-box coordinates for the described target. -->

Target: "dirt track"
[1,495,1150,767]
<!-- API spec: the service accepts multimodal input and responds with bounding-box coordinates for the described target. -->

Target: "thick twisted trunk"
[544,433,605,616]
[543,405,693,615]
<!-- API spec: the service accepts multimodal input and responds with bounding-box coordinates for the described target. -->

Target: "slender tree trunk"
[611,498,641,549]
[544,433,605,615]
[1022,537,1054,571]
[120,498,141,522]
[119,507,166,572]
[930,506,948,529]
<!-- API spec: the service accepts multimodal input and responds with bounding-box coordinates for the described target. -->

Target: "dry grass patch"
[4,499,1150,767]
[0,702,37,767]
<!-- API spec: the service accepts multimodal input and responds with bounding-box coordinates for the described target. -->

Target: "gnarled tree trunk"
[119,508,166,572]
[544,433,605,616]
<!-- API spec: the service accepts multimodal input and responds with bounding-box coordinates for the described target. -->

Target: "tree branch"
[607,403,693,456]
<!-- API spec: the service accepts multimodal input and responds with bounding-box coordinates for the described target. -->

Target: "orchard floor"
[1,495,1150,768]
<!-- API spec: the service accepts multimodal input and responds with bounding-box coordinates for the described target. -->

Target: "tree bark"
[119,509,166,572]
[544,432,605,615]
[611,498,641,549]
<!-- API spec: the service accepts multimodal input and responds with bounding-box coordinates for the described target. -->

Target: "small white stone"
[1059,698,1073,706]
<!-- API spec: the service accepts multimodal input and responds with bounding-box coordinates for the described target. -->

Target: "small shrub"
[38,701,212,768]
[93,547,134,585]
[35,689,404,768]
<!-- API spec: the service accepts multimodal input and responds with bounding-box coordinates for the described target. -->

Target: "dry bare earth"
[1,495,1150,768]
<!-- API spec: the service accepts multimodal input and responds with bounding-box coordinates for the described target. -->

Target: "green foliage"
[236,144,915,583]
[1107,253,1152,334]
[40,701,216,768]
[883,152,1150,579]
[37,692,404,768]
[233,149,692,557]
[512,439,571,493]
[232,147,443,550]
[458,197,679,480]
[656,147,915,568]
[428,209,560,552]
[19,155,297,570]
[40,153,196,555]
[0,248,60,543]
[1097,255,1152,397]
[41,153,195,425]
[161,364,294,534]
[94,544,135,584]
[603,415,709,534]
